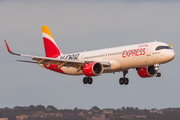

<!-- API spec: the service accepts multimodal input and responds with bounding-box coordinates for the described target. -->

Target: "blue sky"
[0,0,180,110]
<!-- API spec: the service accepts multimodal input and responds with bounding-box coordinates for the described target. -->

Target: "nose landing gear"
[154,64,161,77]
[156,72,161,77]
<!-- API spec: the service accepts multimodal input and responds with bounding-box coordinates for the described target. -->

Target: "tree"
[74,107,78,111]
[91,106,100,111]
[121,106,126,111]
[36,105,46,111]
[47,105,58,111]
[28,105,36,111]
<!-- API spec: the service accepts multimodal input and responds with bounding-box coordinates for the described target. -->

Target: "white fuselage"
[48,41,175,75]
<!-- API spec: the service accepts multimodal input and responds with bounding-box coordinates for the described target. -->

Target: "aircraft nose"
[167,50,175,61]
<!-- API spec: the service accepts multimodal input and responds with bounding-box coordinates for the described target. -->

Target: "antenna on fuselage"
[155,39,157,42]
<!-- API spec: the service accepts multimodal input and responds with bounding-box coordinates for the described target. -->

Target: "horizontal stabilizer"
[16,60,38,64]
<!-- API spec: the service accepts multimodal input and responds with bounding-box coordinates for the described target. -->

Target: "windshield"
[155,46,171,50]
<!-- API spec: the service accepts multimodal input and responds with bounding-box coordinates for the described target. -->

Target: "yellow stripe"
[41,26,54,40]
[170,44,172,48]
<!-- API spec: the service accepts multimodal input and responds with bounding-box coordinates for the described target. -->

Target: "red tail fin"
[42,26,61,58]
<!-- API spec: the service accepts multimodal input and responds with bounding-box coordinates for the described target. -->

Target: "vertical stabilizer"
[42,26,61,58]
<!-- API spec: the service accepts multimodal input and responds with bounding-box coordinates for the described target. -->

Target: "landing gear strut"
[119,70,129,85]
[83,77,93,84]
[154,64,161,77]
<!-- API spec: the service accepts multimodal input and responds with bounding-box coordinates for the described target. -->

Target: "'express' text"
[122,48,146,58]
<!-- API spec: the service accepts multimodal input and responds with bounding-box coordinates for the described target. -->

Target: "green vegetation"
[0,105,180,120]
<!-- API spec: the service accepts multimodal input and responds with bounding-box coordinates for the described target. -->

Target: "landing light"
[154,64,160,67]
[155,67,158,71]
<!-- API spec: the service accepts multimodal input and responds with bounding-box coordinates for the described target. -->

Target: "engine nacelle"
[137,65,158,78]
[82,62,104,76]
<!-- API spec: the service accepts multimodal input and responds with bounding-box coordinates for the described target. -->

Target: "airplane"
[4,26,175,85]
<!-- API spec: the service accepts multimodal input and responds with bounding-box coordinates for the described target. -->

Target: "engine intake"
[82,62,104,76]
[137,65,157,78]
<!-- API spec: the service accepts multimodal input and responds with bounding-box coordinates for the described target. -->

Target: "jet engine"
[137,65,158,78]
[82,62,104,76]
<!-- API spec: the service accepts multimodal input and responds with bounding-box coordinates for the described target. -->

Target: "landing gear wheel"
[88,77,93,84]
[124,78,129,85]
[119,78,124,85]
[83,77,88,84]
[119,70,129,85]
[119,77,129,85]
[156,72,161,77]
[83,77,93,84]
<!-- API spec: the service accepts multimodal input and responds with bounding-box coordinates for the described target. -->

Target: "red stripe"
[44,64,66,74]
[4,40,11,53]
[43,37,60,58]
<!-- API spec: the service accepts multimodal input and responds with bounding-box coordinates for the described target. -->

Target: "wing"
[4,40,110,70]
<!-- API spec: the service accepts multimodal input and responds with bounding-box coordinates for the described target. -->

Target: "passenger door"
[146,44,153,56]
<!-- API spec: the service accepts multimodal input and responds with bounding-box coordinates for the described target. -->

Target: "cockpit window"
[155,46,171,50]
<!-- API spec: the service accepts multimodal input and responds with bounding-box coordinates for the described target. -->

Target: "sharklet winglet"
[4,40,20,56]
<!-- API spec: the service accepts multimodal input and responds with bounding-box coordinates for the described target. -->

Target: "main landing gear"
[119,71,129,85]
[83,77,93,84]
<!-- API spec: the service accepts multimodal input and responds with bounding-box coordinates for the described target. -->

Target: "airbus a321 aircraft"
[4,26,175,85]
